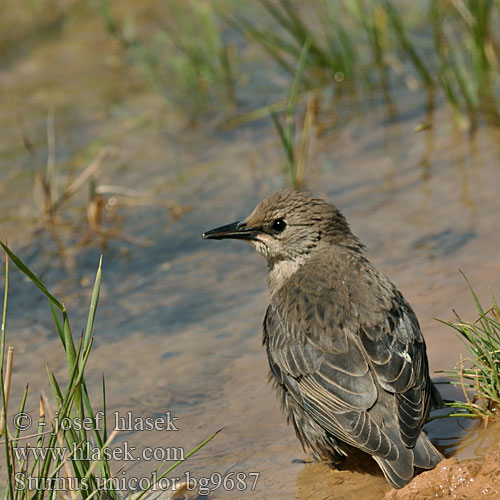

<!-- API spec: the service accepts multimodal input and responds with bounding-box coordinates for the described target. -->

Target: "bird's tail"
[412,431,444,469]
[373,431,443,489]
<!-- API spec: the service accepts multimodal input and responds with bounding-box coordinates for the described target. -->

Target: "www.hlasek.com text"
[14,441,185,462]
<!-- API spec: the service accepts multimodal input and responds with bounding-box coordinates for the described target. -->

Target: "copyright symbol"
[13,412,32,431]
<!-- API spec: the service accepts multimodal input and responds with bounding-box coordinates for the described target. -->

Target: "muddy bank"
[386,452,500,500]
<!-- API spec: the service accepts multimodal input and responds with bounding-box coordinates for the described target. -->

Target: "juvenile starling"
[202,189,443,489]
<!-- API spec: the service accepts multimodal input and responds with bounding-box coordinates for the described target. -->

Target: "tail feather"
[431,382,443,409]
[412,431,444,469]
[373,452,414,489]
[374,428,443,489]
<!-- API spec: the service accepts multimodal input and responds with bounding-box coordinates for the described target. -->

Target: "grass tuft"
[1,245,218,500]
[436,271,500,422]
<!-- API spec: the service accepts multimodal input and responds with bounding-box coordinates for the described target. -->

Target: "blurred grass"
[436,272,500,422]
[73,0,500,185]
[2,0,500,186]
[0,244,218,500]
[269,40,313,188]
[82,0,500,132]
[89,0,237,116]
[2,0,499,126]
[231,0,499,126]
[0,0,76,56]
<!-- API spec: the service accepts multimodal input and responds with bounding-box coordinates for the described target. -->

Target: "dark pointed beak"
[202,221,259,241]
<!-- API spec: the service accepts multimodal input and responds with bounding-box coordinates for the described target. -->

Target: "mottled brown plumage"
[203,189,443,489]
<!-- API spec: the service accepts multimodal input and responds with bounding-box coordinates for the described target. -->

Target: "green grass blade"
[50,302,65,346]
[270,111,295,185]
[0,242,64,311]
[1,256,13,500]
[1,254,8,374]
[63,313,78,374]
[288,38,311,114]
[226,15,298,75]
[260,0,296,34]
[84,256,102,350]
[134,428,222,500]
[13,384,29,445]
[384,1,433,87]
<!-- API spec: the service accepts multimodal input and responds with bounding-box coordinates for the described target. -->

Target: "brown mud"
[297,450,390,499]
[386,452,500,500]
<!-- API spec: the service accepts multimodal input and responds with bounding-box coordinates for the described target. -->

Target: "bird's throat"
[267,257,304,296]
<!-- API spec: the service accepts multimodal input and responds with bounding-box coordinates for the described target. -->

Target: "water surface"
[1,4,500,499]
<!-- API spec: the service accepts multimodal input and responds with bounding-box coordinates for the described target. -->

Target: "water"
[1,3,500,499]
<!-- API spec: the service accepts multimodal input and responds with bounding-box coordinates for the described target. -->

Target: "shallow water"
[1,3,500,499]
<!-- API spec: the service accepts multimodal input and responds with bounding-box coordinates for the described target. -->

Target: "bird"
[202,188,443,489]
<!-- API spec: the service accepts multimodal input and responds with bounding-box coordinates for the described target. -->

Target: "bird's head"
[202,189,363,267]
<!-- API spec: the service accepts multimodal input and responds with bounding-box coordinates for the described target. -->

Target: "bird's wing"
[358,290,432,447]
[264,261,431,457]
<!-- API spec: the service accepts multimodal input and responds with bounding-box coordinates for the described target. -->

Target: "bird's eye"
[271,218,287,233]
